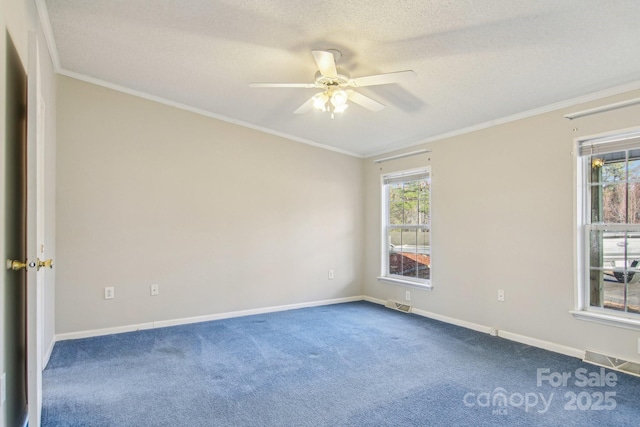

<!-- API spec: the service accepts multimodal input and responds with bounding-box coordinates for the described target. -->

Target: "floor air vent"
[385,300,412,313]
[583,350,640,377]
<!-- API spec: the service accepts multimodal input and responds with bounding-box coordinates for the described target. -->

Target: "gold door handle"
[37,258,54,270]
[6,259,36,271]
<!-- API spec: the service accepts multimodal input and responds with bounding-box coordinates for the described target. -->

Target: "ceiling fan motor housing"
[314,70,350,88]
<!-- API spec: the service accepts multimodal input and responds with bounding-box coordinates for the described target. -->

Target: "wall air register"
[583,350,640,377]
[385,300,412,313]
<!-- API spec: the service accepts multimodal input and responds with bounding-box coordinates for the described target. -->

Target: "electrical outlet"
[497,289,505,302]
[328,270,334,280]
[405,291,411,301]
[150,284,159,296]
[104,286,115,300]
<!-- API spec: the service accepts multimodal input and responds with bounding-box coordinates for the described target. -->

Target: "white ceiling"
[41,0,640,157]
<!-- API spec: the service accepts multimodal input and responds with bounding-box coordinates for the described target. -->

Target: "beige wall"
[57,73,640,364]
[55,76,364,334]
[1,1,57,426]
[364,89,640,363]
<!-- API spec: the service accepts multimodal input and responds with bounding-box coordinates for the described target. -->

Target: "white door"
[26,31,47,427]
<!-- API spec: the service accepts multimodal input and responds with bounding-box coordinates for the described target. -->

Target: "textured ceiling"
[41,0,640,157]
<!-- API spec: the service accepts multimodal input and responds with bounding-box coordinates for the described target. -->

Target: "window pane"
[593,230,640,311]
[602,183,627,223]
[402,180,420,224]
[628,283,640,314]
[589,268,604,308]
[627,231,640,269]
[389,184,404,225]
[389,201,404,225]
[388,227,402,248]
[419,181,430,225]
[388,227,405,276]
[417,229,430,280]
[629,183,640,224]
[389,252,404,276]
[388,227,429,280]
[628,149,640,181]
[591,151,626,183]
[597,230,624,270]
[401,228,418,250]
[589,230,604,269]
[602,279,626,312]
[417,229,430,253]
[590,185,603,223]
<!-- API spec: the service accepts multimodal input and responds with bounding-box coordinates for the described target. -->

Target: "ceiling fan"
[249,49,416,118]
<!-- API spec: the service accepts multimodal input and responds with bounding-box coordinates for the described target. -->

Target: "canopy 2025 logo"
[463,367,618,415]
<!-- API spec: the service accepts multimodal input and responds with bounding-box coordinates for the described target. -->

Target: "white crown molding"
[364,80,640,158]
[58,69,364,158]
[35,0,61,70]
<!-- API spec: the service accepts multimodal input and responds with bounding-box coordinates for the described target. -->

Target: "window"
[577,131,640,327]
[379,168,431,288]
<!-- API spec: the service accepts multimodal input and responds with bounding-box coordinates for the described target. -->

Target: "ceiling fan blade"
[347,90,385,112]
[349,70,416,87]
[312,50,338,79]
[249,82,317,88]
[294,96,316,114]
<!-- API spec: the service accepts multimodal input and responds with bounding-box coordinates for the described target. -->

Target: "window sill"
[377,276,433,291]
[570,310,640,332]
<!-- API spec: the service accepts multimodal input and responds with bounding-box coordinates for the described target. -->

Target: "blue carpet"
[43,301,640,426]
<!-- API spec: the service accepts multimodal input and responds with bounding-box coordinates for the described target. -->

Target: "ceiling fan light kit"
[312,87,349,118]
[250,49,415,118]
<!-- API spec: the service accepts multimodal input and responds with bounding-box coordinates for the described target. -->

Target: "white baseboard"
[153,295,363,329]
[364,295,583,359]
[364,296,495,335]
[411,307,496,335]
[53,295,585,362]
[55,295,364,342]
[55,321,155,341]
[362,295,386,305]
[363,295,385,305]
[497,330,585,359]
[43,336,56,368]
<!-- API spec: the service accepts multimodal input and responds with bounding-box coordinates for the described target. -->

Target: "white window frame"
[572,128,640,331]
[377,167,432,290]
